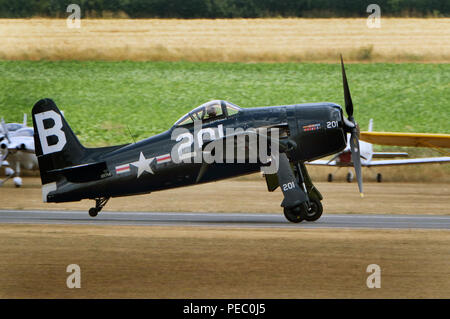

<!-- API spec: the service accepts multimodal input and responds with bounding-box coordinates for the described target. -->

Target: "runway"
[0,210,449,229]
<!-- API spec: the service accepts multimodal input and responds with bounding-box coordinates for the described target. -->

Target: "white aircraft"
[307,119,450,182]
[0,115,38,187]
[0,114,27,136]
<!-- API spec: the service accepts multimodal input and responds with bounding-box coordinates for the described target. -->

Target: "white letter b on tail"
[35,111,67,155]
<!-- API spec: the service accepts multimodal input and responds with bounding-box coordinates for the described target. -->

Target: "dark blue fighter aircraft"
[32,57,363,223]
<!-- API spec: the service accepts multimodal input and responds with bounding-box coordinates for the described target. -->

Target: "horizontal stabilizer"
[48,162,110,183]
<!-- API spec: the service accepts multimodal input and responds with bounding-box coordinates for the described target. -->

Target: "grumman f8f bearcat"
[32,57,364,223]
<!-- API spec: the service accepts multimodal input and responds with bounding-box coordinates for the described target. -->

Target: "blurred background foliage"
[0,0,448,18]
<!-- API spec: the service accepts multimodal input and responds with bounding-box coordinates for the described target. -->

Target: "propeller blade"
[0,149,9,166]
[350,132,364,197]
[340,55,363,196]
[340,55,354,120]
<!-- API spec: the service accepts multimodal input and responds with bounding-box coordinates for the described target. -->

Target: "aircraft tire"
[89,208,99,217]
[327,173,333,182]
[13,177,22,188]
[304,199,323,222]
[346,172,353,183]
[376,173,382,183]
[283,204,307,223]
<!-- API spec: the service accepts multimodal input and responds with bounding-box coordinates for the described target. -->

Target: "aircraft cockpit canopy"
[174,100,241,126]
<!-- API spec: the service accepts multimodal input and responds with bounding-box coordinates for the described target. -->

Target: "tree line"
[0,0,448,18]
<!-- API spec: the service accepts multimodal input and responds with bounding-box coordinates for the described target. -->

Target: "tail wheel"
[327,173,333,182]
[89,208,98,217]
[304,199,323,222]
[88,197,109,218]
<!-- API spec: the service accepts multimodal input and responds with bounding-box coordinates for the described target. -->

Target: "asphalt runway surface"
[0,210,449,230]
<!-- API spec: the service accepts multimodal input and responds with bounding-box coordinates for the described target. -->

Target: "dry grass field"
[1,18,449,300]
[1,176,449,215]
[0,224,448,298]
[1,18,449,62]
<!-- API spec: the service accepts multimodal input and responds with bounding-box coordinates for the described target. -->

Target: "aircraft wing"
[360,131,450,149]
[372,152,408,158]
[2,137,35,154]
[365,157,450,167]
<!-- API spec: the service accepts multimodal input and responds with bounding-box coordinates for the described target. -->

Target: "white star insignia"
[130,152,155,178]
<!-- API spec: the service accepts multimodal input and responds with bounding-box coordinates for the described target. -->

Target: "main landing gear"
[282,162,323,223]
[283,198,323,223]
[273,153,324,223]
[346,170,354,183]
[376,173,382,183]
[88,197,110,217]
[0,164,22,188]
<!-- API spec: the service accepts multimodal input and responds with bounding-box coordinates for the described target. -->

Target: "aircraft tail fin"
[32,98,87,185]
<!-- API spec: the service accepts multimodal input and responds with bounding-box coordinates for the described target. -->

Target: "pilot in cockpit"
[206,105,217,119]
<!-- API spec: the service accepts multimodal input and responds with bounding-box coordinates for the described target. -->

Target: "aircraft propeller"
[340,55,364,197]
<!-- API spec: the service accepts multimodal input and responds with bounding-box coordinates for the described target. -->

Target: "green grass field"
[0,61,448,146]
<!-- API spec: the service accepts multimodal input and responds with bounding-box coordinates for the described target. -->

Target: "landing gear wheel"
[13,177,22,188]
[283,204,307,223]
[346,172,353,183]
[88,197,110,218]
[304,199,323,222]
[89,208,99,217]
[327,173,333,182]
[376,173,382,183]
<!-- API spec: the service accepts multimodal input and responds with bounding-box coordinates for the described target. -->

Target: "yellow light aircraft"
[360,131,450,150]
[307,120,450,182]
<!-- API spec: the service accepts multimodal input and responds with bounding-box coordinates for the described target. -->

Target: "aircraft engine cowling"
[285,103,347,162]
